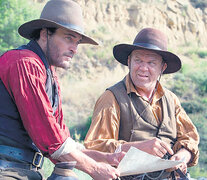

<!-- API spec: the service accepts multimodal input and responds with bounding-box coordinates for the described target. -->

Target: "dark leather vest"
[0,40,59,153]
[108,77,177,179]
[108,77,177,144]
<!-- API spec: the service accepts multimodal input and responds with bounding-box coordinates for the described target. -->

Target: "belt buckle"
[32,152,43,168]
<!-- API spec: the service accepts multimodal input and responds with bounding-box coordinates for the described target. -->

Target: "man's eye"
[78,39,83,44]
[77,39,82,45]
[135,59,141,63]
[66,36,72,40]
[149,61,156,66]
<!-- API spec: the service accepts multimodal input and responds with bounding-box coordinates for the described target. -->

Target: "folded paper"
[118,147,184,176]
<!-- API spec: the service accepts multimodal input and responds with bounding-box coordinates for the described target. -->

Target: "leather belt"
[0,159,38,171]
[0,145,44,169]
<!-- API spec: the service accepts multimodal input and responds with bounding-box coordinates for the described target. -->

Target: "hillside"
[57,1,207,175]
[1,0,206,177]
[57,0,207,126]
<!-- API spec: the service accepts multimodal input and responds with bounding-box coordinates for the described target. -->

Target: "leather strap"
[176,168,189,180]
[0,145,44,168]
[171,168,189,180]
[0,159,38,171]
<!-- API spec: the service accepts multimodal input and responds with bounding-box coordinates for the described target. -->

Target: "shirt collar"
[21,40,50,70]
[125,73,164,103]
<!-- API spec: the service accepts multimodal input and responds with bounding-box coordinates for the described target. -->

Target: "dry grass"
[59,64,128,127]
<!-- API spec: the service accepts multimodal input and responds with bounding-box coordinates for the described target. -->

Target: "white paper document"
[118,147,184,176]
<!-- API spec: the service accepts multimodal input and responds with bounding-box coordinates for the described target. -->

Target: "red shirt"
[0,49,70,156]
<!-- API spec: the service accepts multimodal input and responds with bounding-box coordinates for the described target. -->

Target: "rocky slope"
[80,0,207,46]
[31,0,207,126]
[64,0,207,78]
[37,0,207,78]
[55,0,207,126]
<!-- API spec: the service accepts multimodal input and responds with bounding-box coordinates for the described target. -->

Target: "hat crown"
[18,0,98,45]
[133,28,167,51]
[113,27,181,74]
[40,0,84,33]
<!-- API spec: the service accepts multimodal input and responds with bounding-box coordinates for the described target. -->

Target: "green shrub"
[170,73,192,97]
[0,0,41,54]
[181,63,194,75]
[190,71,207,96]
[181,101,204,114]
[190,0,207,10]
[202,97,207,105]
[185,49,207,59]
[69,116,92,141]
[197,50,207,58]
[189,166,207,178]
[189,112,207,175]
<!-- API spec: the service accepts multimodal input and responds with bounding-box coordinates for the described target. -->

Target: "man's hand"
[122,137,174,158]
[90,162,120,180]
[58,149,121,180]
[166,148,191,175]
[138,138,174,157]
[82,148,125,166]
[106,151,126,167]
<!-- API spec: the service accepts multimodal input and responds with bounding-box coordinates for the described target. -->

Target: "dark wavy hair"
[30,27,57,40]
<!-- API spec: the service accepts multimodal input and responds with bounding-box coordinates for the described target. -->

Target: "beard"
[46,42,74,69]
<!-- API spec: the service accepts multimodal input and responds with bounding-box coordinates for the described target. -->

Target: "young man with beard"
[0,0,124,179]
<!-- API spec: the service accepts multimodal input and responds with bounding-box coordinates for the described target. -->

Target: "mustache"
[64,51,74,58]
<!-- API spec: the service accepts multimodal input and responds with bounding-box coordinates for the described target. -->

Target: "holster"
[52,161,78,178]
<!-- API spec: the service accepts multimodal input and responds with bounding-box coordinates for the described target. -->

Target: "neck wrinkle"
[136,81,157,103]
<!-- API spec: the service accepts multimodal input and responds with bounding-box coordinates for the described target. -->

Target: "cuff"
[51,137,85,159]
[173,142,199,167]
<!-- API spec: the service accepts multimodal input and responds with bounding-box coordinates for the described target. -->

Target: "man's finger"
[160,141,174,155]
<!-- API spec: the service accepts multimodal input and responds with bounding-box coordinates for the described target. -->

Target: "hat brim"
[113,44,181,74]
[18,19,98,45]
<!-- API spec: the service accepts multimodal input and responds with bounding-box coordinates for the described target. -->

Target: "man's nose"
[70,44,78,54]
[139,61,148,70]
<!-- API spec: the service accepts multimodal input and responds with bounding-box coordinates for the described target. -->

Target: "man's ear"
[39,28,48,41]
[161,63,167,74]
[37,28,48,51]
[127,56,131,70]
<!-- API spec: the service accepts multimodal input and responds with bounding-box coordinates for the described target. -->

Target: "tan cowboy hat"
[113,28,181,74]
[18,0,98,45]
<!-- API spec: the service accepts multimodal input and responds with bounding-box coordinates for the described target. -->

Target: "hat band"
[133,43,161,50]
[59,22,84,34]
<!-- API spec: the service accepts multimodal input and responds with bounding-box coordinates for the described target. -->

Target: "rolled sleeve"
[84,90,126,153]
[51,137,85,159]
[172,94,199,166]
[2,50,70,156]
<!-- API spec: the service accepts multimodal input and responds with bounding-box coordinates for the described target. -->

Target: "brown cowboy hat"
[18,0,98,45]
[113,28,181,74]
